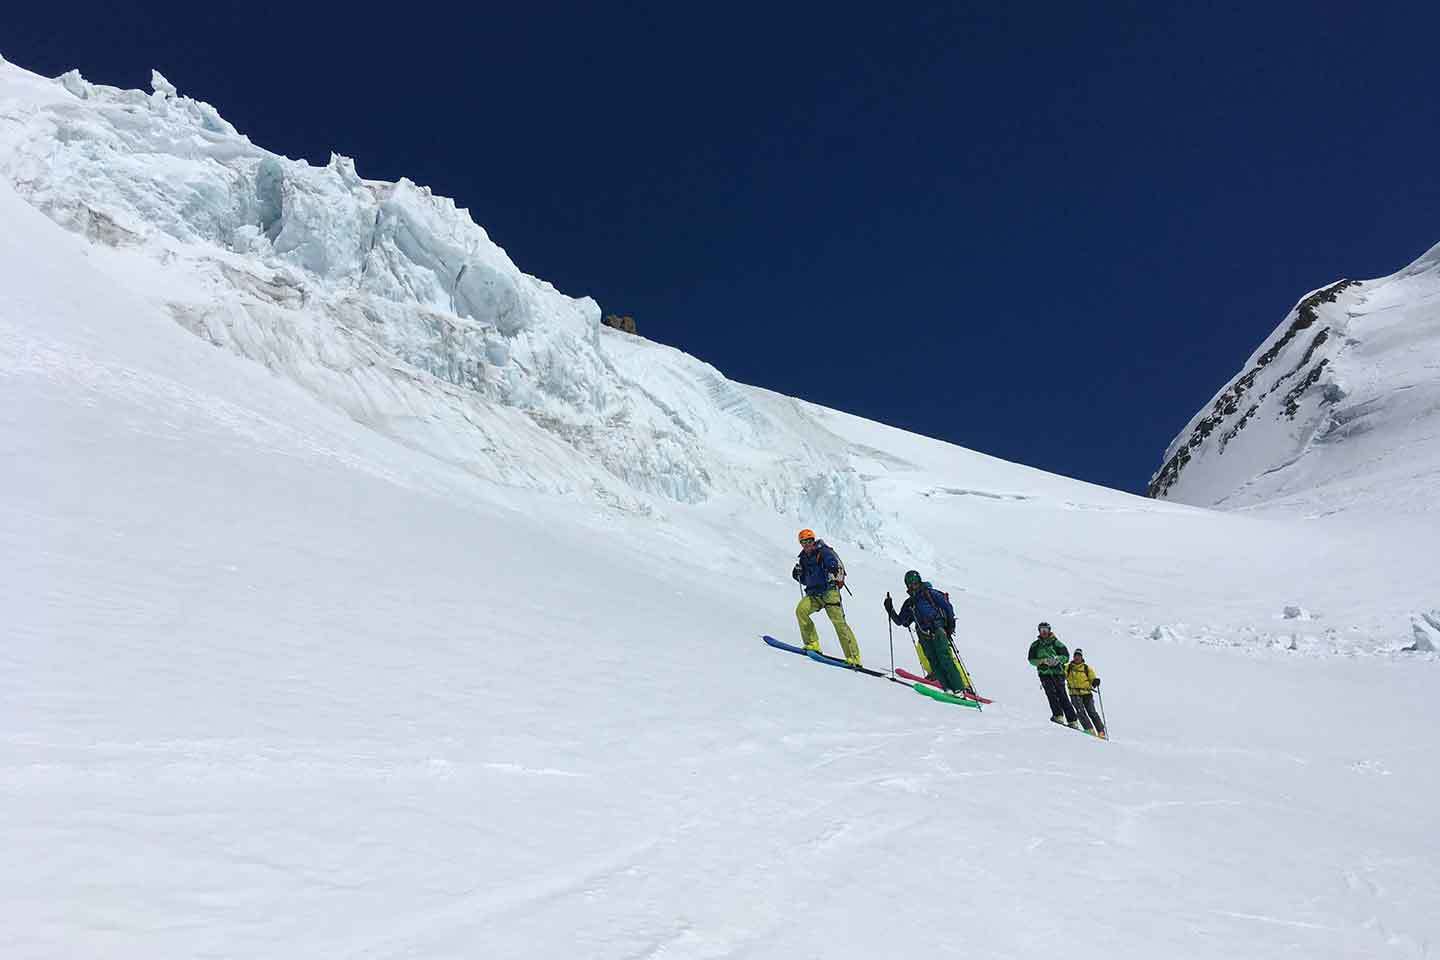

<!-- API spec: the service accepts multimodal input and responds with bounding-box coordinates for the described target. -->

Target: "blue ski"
[761,635,888,677]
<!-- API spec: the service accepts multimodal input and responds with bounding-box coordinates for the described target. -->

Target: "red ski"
[895,668,993,704]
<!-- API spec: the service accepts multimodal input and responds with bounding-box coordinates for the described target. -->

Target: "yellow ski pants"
[796,589,862,665]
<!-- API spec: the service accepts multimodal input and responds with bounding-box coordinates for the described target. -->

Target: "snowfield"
[2,55,1437,958]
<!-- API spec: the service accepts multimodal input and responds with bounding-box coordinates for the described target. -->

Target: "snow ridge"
[1148,278,1359,499]
[1148,241,1440,516]
[0,60,895,544]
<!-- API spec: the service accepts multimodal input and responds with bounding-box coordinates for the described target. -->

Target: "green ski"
[911,682,982,709]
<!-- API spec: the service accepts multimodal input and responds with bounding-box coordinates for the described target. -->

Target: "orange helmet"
[797,528,816,543]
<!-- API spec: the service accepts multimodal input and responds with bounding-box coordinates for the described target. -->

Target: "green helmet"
[903,570,922,588]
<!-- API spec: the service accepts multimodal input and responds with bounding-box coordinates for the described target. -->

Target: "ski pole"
[1097,688,1109,737]
[947,635,982,707]
[885,592,895,677]
[907,625,926,672]
[949,635,977,696]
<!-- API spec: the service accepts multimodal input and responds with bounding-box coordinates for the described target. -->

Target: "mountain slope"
[4,54,1431,642]
[0,57,902,545]
[1149,242,1440,518]
[4,54,1439,959]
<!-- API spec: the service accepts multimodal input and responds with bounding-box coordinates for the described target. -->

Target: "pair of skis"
[1050,717,1107,739]
[893,667,994,704]
[762,636,990,709]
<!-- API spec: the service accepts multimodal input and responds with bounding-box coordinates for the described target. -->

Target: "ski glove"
[791,564,802,583]
[883,597,896,614]
[1092,678,1100,688]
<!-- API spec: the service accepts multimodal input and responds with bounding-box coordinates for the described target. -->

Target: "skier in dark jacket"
[884,570,972,695]
[1028,621,1079,727]
[791,528,863,666]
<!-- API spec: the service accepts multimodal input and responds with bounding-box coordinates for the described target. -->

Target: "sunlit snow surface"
[2,55,1437,958]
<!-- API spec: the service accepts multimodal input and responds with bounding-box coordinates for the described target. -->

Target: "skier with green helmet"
[883,570,973,695]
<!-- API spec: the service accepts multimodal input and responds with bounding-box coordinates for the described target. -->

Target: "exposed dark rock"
[1282,359,1329,418]
[602,314,638,335]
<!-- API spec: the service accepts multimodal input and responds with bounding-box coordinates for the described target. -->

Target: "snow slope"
[4,54,1439,958]
[1149,243,1440,520]
[0,57,902,546]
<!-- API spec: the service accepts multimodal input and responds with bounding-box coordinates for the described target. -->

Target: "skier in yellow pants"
[791,528,863,666]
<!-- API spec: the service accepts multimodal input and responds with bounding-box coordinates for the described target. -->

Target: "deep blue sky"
[7,3,1438,491]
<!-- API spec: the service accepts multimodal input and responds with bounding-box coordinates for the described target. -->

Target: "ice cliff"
[0,57,893,545]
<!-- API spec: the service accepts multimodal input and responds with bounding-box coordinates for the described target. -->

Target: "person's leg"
[1072,693,1095,732]
[821,589,862,665]
[1080,694,1105,734]
[921,629,967,692]
[795,594,823,652]
[1040,674,1066,719]
[1057,681,1079,723]
[946,638,976,693]
[912,636,934,677]
[1043,674,1078,722]
[917,629,944,684]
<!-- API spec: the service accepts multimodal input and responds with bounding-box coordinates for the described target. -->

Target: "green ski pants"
[917,626,970,693]
[796,589,862,665]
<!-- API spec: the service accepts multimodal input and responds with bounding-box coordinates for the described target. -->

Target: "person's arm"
[883,594,904,626]
[821,547,844,587]
[791,561,802,583]
[937,592,957,635]
[1028,640,1044,667]
[887,597,914,627]
[1089,665,1099,688]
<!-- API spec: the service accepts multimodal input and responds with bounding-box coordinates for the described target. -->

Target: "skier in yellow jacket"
[1065,648,1106,738]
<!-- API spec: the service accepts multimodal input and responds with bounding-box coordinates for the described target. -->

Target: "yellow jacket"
[1065,661,1098,695]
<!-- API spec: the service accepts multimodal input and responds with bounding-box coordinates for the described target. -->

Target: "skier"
[1065,648,1106,738]
[791,529,863,667]
[883,570,973,695]
[1028,621,1079,728]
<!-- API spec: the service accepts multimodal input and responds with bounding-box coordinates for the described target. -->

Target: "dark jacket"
[792,540,843,597]
[1028,635,1069,677]
[886,583,956,634]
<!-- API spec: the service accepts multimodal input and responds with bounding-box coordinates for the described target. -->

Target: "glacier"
[0,58,904,547]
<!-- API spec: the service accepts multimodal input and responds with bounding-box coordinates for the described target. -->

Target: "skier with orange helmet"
[791,529,863,667]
